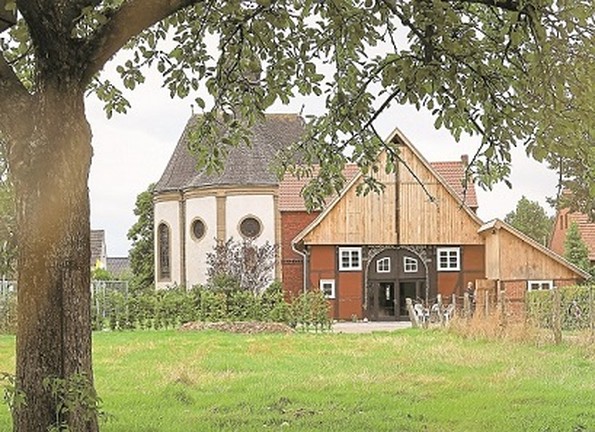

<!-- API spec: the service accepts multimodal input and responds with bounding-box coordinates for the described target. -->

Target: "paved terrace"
[331,321,413,334]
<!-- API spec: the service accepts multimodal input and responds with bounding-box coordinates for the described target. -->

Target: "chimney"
[461,154,469,167]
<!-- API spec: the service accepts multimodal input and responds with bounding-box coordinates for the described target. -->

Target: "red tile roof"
[279,160,478,211]
[279,164,359,211]
[550,208,595,261]
[430,161,478,208]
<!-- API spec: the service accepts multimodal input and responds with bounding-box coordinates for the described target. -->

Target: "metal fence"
[0,280,129,332]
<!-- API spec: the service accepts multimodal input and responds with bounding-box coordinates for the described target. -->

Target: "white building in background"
[153,114,304,289]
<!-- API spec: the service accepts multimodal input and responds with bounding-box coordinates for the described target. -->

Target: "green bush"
[289,289,332,332]
[0,281,332,333]
[526,285,594,330]
[0,292,16,334]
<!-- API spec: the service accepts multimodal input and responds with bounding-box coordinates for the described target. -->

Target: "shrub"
[526,285,594,331]
[289,289,331,332]
[0,292,16,334]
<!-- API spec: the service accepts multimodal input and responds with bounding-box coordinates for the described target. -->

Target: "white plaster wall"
[154,200,181,289]
[185,196,217,287]
[226,194,276,246]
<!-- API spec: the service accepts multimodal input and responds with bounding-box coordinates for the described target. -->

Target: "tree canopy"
[0,0,593,430]
[564,221,593,277]
[127,183,155,292]
[504,196,553,245]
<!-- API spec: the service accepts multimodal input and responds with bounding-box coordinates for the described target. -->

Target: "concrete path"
[331,321,412,334]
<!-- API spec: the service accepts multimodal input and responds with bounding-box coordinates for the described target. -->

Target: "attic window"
[191,218,206,241]
[239,216,262,239]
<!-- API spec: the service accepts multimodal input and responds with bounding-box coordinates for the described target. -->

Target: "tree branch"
[452,0,521,12]
[83,0,203,84]
[0,52,32,132]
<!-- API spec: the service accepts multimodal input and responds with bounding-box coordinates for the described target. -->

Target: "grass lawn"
[0,329,593,431]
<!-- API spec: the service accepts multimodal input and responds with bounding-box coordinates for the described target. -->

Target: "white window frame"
[338,247,362,271]
[437,247,460,271]
[376,257,391,273]
[403,256,418,273]
[319,279,336,299]
[527,280,554,291]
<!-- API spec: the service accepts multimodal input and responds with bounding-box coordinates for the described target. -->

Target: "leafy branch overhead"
[0,1,592,430]
[2,1,593,212]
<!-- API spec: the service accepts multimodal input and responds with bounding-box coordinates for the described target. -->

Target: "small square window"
[437,247,460,271]
[320,279,336,299]
[376,257,390,273]
[527,280,553,291]
[404,256,418,273]
[338,247,362,271]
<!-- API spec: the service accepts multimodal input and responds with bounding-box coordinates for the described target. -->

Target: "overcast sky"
[86,70,558,257]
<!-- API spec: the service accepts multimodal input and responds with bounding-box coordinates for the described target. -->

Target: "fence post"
[437,294,444,325]
[406,298,419,328]
[498,289,506,331]
[463,292,471,318]
[590,286,594,344]
[552,287,562,344]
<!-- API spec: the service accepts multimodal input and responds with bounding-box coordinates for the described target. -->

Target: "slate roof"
[155,114,305,193]
[106,257,131,279]
[90,230,106,268]
[278,160,478,212]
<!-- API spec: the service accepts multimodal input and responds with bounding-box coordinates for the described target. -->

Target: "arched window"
[158,223,171,280]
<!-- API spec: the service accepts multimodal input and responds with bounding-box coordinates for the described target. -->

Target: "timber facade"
[288,128,588,320]
[155,117,589,320]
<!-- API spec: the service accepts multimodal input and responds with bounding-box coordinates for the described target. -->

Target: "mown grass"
[0,328,593,431]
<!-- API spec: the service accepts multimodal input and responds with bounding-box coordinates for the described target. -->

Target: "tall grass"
[0,329,593,431]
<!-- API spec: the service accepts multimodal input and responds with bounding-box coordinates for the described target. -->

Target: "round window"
[191,219,206,240]
[239,216,262,238]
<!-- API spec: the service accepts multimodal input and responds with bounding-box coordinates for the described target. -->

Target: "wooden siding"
[491,229,580,281]
[397,145,483,245]
[483,230,501,280]
[302,148,483,246]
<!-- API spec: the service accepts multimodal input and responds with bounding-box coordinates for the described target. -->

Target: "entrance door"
[377,282,395,319]
[398,280,425,319]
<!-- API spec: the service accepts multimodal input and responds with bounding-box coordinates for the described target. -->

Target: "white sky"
[86,71,558,257]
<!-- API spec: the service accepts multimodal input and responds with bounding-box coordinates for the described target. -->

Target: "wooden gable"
[480,219,589,282]
[298,128,484,246]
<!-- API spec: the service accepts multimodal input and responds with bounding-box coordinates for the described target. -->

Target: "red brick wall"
[280,211,319,299]
[437,245,486,298]
[501,280,526,317]
[337,271,364,319]
[309,245,338,318]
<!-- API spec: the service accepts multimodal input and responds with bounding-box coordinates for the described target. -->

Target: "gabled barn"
[154,117,588,319]
[287,128,588,320]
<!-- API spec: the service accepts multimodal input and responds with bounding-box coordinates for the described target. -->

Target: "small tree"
[564,222,593,277]
[505,196,553,245]
[206,238,277,294]
[127,184,155,291]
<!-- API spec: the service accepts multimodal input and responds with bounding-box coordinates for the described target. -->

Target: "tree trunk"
[10,87,98,431]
